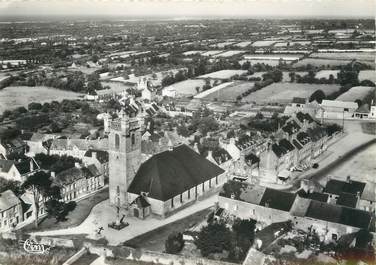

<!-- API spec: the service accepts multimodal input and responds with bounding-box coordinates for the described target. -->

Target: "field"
[100,81,133,94]
[251,40,277,47]
[310,52,375,61]
[201,50,224,56]
[214,50,246,58]
[234,41,253,47]
[0,86,83,114]
[359,70,376,83]
[163,79,214,96]
[293,58,353,67]
[182,50,204,56]
[336,86,375,101]
[245,60,282,66]
[244,54,303,61]
[210,41,236,48]
[197,69,248,79]
[315,70,339,79]
[196,81,255,101]
[241,83,340,104]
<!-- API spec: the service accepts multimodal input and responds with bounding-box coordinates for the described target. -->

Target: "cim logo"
[21,239,51,254]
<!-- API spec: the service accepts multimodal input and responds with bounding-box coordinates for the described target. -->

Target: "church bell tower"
[108,111,142,210]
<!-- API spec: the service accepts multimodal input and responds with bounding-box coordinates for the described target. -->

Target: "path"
[30,194,217,246]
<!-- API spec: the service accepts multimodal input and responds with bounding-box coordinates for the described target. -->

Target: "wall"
[218,196,291,226]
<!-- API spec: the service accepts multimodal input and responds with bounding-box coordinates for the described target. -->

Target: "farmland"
[315,70,340,79]
[201,50,224,57]
[251,40,277,47]
[182,50,204,56]
[163,79,214,96]
[0,86,83,113]
[234,41,253,48]
[310,52,375,61]
[241,83,341,104]
[359,70,376,83]
[336,86,375,101]
[214,50,246,58]
[293,58,353,67]
[195,81,255,101]
[244,54,303,61]
[197,69,248,80]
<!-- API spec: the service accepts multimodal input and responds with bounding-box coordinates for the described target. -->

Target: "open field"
[241,83,340,104]
[244,54,303,61]
[201,50,224,56]
[197,69,247,80]
[336,86,375,101]
[210,41,236,48]
[310,52,375,61]
[251,40,277,47]
[234,41,253,47]
[315,70,339,79]
[293,58,353,67]
[214,50,246,58]
[196,81,255,101]
[164,79,214,96]
[100,81,133,94]
[0,86,83,114]
[182,50,204,56]
[359,70,376,83]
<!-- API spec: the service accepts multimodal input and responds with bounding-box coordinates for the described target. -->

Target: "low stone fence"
[85,243,238,265]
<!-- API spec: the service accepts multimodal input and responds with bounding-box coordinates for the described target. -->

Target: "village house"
[0,158,40,182]
[283,97,320,117]
[24,133,56,156]
[317,100,358,120]
[49,138,108,159]
[53,163,104,202]
[0,190,24,231]
[218,180,374,242]
[0,137,28,159]
[220,135,267,161]
[83,149,109,177]
[127,144,227,218]
[205,149,233,170]
[323,177,376,213]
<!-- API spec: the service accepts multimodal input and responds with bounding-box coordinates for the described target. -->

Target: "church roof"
[128,144,224,201]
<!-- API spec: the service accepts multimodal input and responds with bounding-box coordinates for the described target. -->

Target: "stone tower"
[108,111,142,210]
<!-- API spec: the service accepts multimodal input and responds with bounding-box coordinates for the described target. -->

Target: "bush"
[165,232,184,254]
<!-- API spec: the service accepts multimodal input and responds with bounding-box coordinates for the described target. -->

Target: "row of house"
[218,180,375,243]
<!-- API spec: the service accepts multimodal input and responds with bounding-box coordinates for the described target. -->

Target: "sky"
[0,0,374,19]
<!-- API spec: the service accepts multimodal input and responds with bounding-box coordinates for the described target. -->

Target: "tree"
[230,218,256,262]
[22,171,56,228]
[360,80,376,87]
[45,200,76,222]
[309,89,326,104]
[195,221,233,257]
[289,72,295,83]
[28,102,43,111]
[355,99,363,108]
[165,232,184,254]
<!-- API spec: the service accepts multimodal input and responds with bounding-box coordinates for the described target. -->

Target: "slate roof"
[0,190,20,211]
[305,200,372,229]
[0,159,15,173]
[336,193,358,208]
[297,190,329,202]
[14,158,39,175]
[282,120,301,136]
[259,188,297,212]
[271,139,295,158]
[292,97,306,104]
[84,149,109,164]
[296,132,311,146]
[54,164,100,186]
[296,112,314,124]
[128,144,224,201]
[131,195,151,208]
[324,179,366,196]
[306,126,327,142]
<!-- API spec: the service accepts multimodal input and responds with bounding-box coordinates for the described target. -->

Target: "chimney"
[29,159,34,172]
[346,176,351,183]
[230,193,235,199]
[51,171,56,178]
[75,162,81,168]
[193,142,199,153]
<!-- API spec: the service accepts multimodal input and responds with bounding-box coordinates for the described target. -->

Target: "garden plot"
[214,50,246,58]
[241,83,340,104]
[195,81,255,102]
[251,40,277,47]
[336,86,375,101]
[310,52,375,61]
[359,70,376,83]
[315,70,339,79]
[197,69,248,80]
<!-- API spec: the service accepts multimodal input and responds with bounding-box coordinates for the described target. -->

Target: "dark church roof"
[259,188,296,212]
[128,144,224,201]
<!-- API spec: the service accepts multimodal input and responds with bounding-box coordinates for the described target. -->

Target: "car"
[312,163,319,169]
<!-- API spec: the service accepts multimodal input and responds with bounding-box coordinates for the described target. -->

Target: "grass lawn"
[123,208,213,252]
[71,253,99,265]
[21,187,109,233]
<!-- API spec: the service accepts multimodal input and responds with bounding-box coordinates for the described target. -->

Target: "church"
[108,111,227,219]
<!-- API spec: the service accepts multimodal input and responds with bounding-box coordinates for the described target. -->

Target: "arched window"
[131,134,135,145]
[115,134,120,150]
